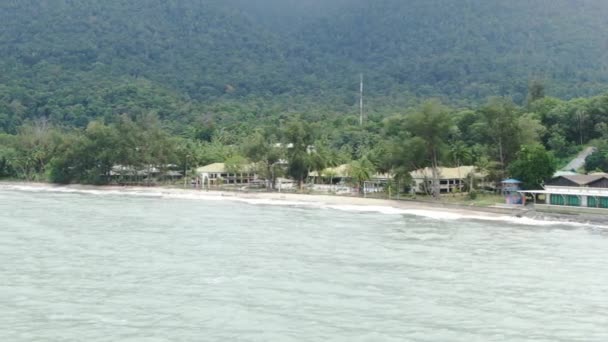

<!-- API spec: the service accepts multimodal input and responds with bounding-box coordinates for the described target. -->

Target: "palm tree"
[309,143,330,184]
[474,156,491,191]
[322,168,338,187]
[405,100,452,198]
[449,142,472,191]
[449,142,471,168]
[347,157,375,192]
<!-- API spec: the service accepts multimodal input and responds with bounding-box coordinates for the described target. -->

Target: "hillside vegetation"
[2,1,608,129]
[2,0,608,188]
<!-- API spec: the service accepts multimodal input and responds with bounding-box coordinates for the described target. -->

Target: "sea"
[1,186,608,341]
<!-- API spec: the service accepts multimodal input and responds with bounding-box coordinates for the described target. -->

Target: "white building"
[519,174,608,209]
[196,163,258,186]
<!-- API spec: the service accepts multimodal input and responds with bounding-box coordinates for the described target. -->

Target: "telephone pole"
[359,73,364,126]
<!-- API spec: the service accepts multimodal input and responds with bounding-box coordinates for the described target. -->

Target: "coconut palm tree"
[474,156,492,191]
[449,142,472,191]
[347,157,375,192]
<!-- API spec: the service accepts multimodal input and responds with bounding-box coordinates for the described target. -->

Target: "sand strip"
[1,181,606,227]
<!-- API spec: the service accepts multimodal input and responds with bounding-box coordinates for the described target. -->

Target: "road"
[561,146,596,171]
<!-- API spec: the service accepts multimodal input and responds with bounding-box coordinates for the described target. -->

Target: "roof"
[196,163,227,173]
[501,179,523,184]
[410,166,484,180]
[310,164,391,180]
[553,170,579,178]
[553,174,608,186]
[520,188,608,196]
[309,164,351,178]
[196,162,256,174]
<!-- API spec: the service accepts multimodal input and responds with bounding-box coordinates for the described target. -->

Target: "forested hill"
[0,0,288,98]
[294,0,608,102]
[2,0,608,131]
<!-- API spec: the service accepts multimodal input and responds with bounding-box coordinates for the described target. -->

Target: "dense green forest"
[2,0,608,190]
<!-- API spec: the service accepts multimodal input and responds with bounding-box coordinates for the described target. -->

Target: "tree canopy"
[508,145,556,190]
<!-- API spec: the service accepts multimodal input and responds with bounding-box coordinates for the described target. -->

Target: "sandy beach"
[1,181,606,227]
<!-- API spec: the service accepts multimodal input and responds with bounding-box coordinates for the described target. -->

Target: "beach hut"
[501,179,524,204]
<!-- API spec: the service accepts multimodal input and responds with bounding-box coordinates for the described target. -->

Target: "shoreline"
[1,181,606,227]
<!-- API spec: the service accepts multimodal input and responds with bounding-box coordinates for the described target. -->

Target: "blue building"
[502,179,524,205]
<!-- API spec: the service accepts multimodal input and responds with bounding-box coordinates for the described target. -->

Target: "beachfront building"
[519,174,608,209]
[410,166,487,194]
[309,164,391,184]
[196,163,259,186]
[308,164,391,193]
[309,164,351,184]
[109,164,183,183]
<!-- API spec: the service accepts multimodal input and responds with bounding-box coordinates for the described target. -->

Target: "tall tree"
[283,120,315,190]
[448,141,472,190]
[508,145,556,190]
[585,150,608,173]
[449,142,472,168]
[347,157,375,192]
[405,100,453,198]
[527,79,545,104]
[244,129,284,190]
[476,97,521,176]
[0,145,16,178]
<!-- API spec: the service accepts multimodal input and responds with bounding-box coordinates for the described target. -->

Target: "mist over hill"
[2,0,608,129]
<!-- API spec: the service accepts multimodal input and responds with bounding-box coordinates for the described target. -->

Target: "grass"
[438,193,505,207]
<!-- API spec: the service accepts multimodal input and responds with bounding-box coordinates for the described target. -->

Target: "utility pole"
[359,73,364,126]
[183,154,189,188]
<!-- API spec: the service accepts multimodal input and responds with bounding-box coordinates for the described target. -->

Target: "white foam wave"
[2,183,606,229]
[321,205,600,228]
[1,184,165,198]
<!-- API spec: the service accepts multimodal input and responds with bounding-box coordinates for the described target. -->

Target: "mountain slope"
[290,0,608,101]
[0,0,290,97]
[1,0,608,131]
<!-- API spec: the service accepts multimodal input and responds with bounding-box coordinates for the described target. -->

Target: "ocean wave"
[320,204,601,228]
[0,184,165,198]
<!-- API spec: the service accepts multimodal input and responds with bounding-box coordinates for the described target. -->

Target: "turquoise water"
[1,188,608,341]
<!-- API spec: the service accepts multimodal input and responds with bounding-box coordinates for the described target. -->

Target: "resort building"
[410,166,487,194]
[309,164,391,185]
[196,162,259,186]
[519,174,608,209]
[309,164,351,184]
[310,164,488,194]
[109,164,183,183]
[308,164,391,193]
